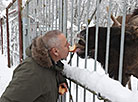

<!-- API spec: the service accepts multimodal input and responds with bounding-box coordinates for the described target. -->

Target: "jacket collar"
[29,36,53,68]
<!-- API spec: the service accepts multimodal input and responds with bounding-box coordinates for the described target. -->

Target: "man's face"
[58,34,70,59]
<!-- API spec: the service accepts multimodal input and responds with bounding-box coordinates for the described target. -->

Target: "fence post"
[6,8,10,68]
[18,0,23,63]
[0,18,3,54]
[118,0,127,83]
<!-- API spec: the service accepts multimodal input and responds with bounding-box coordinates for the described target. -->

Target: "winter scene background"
[0,0,138,102]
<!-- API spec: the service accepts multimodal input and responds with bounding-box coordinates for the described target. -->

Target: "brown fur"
[31,36,53,68]
[112,8,138,26]
[76,26,138,87]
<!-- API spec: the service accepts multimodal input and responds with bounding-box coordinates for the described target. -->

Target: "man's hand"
[58,83,68,95]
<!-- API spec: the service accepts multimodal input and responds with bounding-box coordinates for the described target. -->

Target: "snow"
[2,0,12,7]
[0,54,16,96]
[0,10,6,18]
[62,53,138,102]
[2,0,27,7]
[63,63,138,102]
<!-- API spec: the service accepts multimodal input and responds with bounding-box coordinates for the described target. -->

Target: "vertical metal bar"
[119,0,127,83]
[94,0,100,71]
[63,0,67,37]
[22,6,26,59]
[37,0,39,5]
[18,0,23,63]
[76,81,78,102]
[46,0,49,31]
[77,0,81,67]
[93,0,100,101]
[22,0,29,59]
[37,0,40,35]
[68,83,71,102]
[68,1,74,102]
[59,0,63,31]
[45,0,48,31]
[85,0,90,69]
[51,0,54,30]
[27,1,31,45]
[63,94,66,102]
[70,0,74,46]
[48,0,51,31]
[27,2,31,42]
[84,0,90,101]
[76,0,81,101]
[0,19,3,54]
[58,0,60,30]
[137,81,138,90]
[35,0,38,36]
[105,0,112,74]
[6,8,10,68]
[55,0,58,29]
[42,0,45,32]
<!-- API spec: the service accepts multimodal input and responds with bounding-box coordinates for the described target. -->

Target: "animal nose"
[75,31,81,36]
[77,34,81,37]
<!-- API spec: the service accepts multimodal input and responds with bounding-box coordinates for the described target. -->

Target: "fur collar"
[31,36,53,68]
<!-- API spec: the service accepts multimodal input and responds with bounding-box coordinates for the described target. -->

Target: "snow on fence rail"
[63,62,138,102]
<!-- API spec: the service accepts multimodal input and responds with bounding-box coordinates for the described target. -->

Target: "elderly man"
[0,30,70,102]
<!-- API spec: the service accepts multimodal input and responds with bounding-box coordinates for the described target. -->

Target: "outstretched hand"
[59,83,68,95]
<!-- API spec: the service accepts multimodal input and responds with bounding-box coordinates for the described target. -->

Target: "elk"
[75,8,138,89]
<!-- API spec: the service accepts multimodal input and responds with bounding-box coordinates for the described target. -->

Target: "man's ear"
[51,48,59,56]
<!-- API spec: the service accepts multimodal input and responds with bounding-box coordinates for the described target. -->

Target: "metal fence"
[0,0,138,102]
[0,0,22,67]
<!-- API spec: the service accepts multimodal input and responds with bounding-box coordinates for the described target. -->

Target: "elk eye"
[79,40,85,46]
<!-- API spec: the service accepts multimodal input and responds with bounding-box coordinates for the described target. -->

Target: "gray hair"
[42,30,63,50]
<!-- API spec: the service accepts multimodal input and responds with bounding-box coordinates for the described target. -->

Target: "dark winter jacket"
[0,36,67,102]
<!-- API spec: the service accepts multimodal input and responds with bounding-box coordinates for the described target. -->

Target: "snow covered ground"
[0,52,138,102]
[0,54,16,96]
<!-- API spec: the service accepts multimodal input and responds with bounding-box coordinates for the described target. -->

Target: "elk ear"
[106,6,121,26]
[51,48,59,56]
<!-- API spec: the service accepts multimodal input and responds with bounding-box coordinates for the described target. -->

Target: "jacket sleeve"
[56,61,68,87]
[0,62,43,102]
